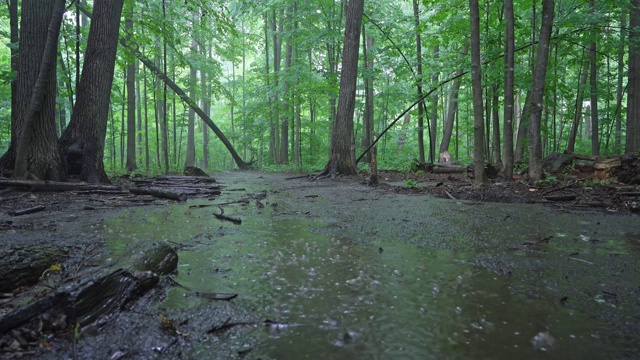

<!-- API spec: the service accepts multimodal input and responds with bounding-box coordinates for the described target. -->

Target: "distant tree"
[125,11,137,173]
[528,0,555,181]
[502,0,515,180]
[469,0,485,184]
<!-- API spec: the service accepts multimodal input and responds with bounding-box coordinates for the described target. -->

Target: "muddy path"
[1,171,639,359]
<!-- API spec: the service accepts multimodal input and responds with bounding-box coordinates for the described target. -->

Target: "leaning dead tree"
[121,40,253,170]
[77,4,252,170]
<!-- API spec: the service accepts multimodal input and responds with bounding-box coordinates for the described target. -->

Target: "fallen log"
[129,187,187,201]
[0,242,177,334]
[0,178,122,192]
[0,245,69,293]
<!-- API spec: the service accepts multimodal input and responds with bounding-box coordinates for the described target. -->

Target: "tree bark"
[566,59,588,152]
[469,0,486,184]
[125,13,137,173]
[528,0,555,181]
[491,85,501,166]
[627,0,640,153]
[361,25,374,164]
[589,0,599,156]
[615,13,626,154]
[13,0,65,180]
[185,37,198,169]
[317,0,363,178]
[59,0,124,183]
[413,0,425,164]
[439,47,467,161]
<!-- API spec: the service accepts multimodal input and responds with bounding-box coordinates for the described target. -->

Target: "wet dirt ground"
[1,171,639,359]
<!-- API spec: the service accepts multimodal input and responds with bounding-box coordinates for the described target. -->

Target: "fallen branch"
[444,190,457,200]
[9,205,46,216]
[213,206,241,225]
[129,187,187,201]
[544,194,576,201]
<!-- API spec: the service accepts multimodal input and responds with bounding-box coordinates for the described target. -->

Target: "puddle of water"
[105,202,627,359]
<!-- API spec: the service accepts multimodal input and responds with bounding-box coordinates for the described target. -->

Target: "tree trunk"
[491,85,501,166]
[589,0,599,156]
[514,91,531,163]
[201,43,210,170]
[627,0,640,153]
[317,0,363,178]
[272,10,283,164]
[280,7,292,165]
[13,0,65,180]
[566,59,589,152]
[125,14,137,173]
[185,38,198,169]
[361,25,374,164]
[59,0,125,183]
[469,0,486,184]
[615,13,626,155]
[528,0,555,181]
[413,0,425,164]
[429,45,440,164]
[439,46,467,161]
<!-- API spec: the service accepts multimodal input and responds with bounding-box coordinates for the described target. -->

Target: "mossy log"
[0,245,69,292]
[0,242,178,334]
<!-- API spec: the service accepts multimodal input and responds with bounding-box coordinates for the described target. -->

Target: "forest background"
[0,0,639,183]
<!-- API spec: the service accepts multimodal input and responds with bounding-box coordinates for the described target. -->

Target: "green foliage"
[534,176,558,188]
[405,179,419,188]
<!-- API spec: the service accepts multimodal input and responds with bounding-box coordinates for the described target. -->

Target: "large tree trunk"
[503,0,515,179]
[12,0,65,180]
[317,0,363,178]
[528,0,555,181]
[627,0,640,153]
[469,0,486,184]
[59,0,125,183]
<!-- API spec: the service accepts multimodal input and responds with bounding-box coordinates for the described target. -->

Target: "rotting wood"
[0,242,178,335]
[0,245,69,292]
[129,187,187,201]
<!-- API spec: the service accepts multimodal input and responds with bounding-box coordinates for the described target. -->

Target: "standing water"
[105,172,640,359]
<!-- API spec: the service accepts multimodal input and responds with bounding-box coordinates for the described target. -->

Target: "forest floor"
[0,169,639,358]
[375,169,640,214]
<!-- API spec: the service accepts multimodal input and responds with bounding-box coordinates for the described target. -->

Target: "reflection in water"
[107,202,621,360]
